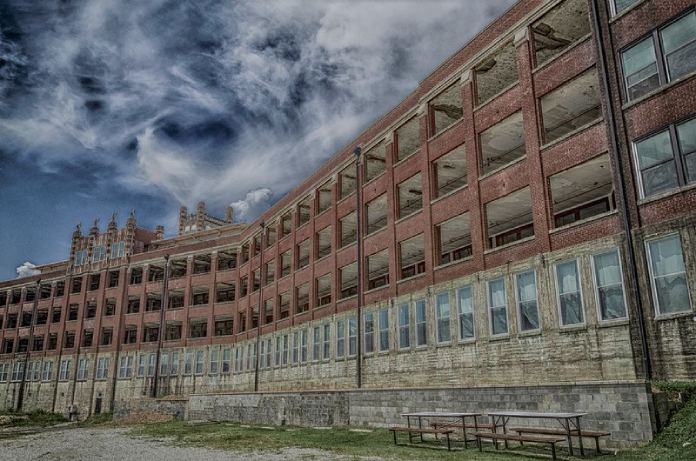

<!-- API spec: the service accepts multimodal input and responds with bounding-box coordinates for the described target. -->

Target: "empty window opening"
[165,322,181,341]
[168,290,185,309]
[317,182,332,214]
[55,281,65,297]
[297,239,310,269]
[189,319,207,338]
[36,309,48,325]
[475,42,519,104]
[316,274,332,307]
[367,250,390,290]
[214,317,234,336]
[17,337,29,352]
[217,251,237,271]
[32,336,44,351]
[148,265,164,282]
[107,270,119,288]
[340,212,357,247]
[170,259,187,278]
[25,287,36,302]
[541,67,601,144]
[298,197,311,227]
[104,298,116,316]
[85,301,97,318]
[81,329,93,347]
[264,299,274,324]
[551,154,615,227]
[123,326,137,344]
[40,283,52,299]
[71,277,83,294]
[399,234,426,279]
[10,289,21,304]
[397,116,421,160]
[317,226,332,259]
[398,174,423,218]
[296,283,310,314]
[127,296,140,314]
[486,187,534,249]
[146,293,162,312]
[129,268,143,285]
[279,292,290,319]
[240,242,250,264]
[433,145,467,198]
[51,308,60,324]
[68,304,79,321]
[252,269,260,292]
[436,212,472,265]
[0,291,7,306]
[366,194,388,234]
[191,286,209,306]
[253,235,261,255]
[339,164,357,200]
[240,276,249,297]
[340,262,358,299]
[429,83,463,136]
[265,261,276,285]
[142,324,159,343]
[480,111,525,175]
[21,311,32,327]
[193,254,211,274]
[364,141,386,182]
[251,305,260,329]
[280,250,292,277]
[532,0,591,67]
[281,213,292,236]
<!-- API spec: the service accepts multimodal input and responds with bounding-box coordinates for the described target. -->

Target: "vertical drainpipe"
[354,146,363,389]
[152,255,170,398]
[254,222,265,392]
[16,279,41,412]
[590,0,651,380]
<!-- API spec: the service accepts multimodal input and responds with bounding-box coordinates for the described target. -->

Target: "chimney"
[225,206,234,224]
[178,206,187,235]
[154,225,165,240]
[195,201,206,231]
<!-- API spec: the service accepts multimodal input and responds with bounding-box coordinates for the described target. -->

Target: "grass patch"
[0,410,67,427]
[77,412,115,427]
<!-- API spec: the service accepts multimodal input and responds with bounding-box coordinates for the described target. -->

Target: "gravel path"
[0,426,379,461]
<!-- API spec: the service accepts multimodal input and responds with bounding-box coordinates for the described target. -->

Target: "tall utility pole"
[152,255,170,397]
[354,146,363,389]
[254,222,265,392]
[16,279,41,411]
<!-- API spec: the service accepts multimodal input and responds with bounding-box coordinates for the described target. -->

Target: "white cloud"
[230,188,274,223]
[16,262,40,279]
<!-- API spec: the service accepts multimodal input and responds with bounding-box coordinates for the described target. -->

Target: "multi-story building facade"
[0,0,694,445]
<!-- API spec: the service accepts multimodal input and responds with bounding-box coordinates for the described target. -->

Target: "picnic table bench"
[401,412,481,448]
[472,431,566,461]
[509,426,611,453]
[388,427,453,450]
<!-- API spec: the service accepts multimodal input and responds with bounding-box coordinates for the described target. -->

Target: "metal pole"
[152,255,170,398]
[354,146,363,389]
[16,279,41,412]
[254,222,265,392]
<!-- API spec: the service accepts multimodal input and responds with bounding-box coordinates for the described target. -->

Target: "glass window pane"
[488,279,505,308]
[635,130,674,170]
[516,272,539,331]
[660,12,696,81]
[556,260,584,325]
[594,251,622,287]
[622,38,659,100]
[593,251,627,320]
[613,0,638,14]
[599,286,627,320]
[655,274,691,314]
[642,162,679,197]
[436,293,451,343]
[677,118,696,182]
[458,287,474,340]
[649,235,686,276]
[560,292,584,325]
[557,261,579,294]
[488,278,507,335]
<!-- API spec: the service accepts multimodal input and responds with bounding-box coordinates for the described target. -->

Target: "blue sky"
[0,0,515,280]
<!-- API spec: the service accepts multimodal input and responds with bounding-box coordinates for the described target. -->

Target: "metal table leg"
[576,416,585,456]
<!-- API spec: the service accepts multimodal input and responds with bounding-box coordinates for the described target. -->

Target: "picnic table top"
[486,410,587,419]
[401,412,481,418]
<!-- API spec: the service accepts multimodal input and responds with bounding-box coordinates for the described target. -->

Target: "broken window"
[366,194,388,234]
[398,174,423,218]
[216,282,235,303]
[297,239,310,269]
[217,251,237,271]
[127,296,140,314]
[316,274,332,307]
[129,268,143,285]
[107,270,119,288]
[81,329,93,347]
[40,283,52,299]
[10,288,21,304]
[429,83,463,136]
[297,197,311,227]
[189,319,208,338]
[101,327,113,346]
[25,287,36,302]
[264,299,274,324]
[71,277,83,294]
[148,265,164,282]
[240,242,250,264]
[296,283,310,314]
[64,331,75,349]
[281,212,292,236]
[339,164,357,200]
[2,339,14,354]
[170,259,187,278]
[433,145,467,198]
[279,292,290,319]
[436,213,472,265]
[32,336,44,351]
[266,225,277,246]
[551,154,615,227]
[51,307,61,323]
[280,250,292,277]
[191,286,209,306]
[142,324,158,343]
[55,281,65,297]
[21,310,32,327]
[399,234,426,280]
[541,67,601,144]
[475,42,518,104]
[48,334,57,350]
[486,187,534,249]
[85,301,97,318]
[480,111,525,175]
[396,116,420,162]
[634,117,696,198]
[68,304,79,321]
[74,249,88,266]
[165,322,181,341]
[253,234,262,255]
[252,268,260,292]
[364,141,386,183]
[145,293,161,312]
[265,260,276,285]
[105,298,116,316]
[367,249,390,290]
[168,290,185,309]
[36,309,48,325]
[316,226,332,259]
[251,305,259,329]
[193,254,211,274]
[240,276,249,297]
[123,326,137,344]
[532,0,590,67]
[317,182,332,214]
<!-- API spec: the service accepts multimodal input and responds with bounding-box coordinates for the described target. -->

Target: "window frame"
[514,270,541,333]
[554,259,586,327]
[645,233,693,316]
[457,285,475,342]
[487,277,509,337]
[414,299,428,347]
[590,248,629,322]
[435,292,452,344]
[397,302,411,350]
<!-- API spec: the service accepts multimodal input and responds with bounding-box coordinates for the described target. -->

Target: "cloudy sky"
[0,0,515,279]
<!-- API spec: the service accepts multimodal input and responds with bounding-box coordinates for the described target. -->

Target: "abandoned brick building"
[0,0,695,447]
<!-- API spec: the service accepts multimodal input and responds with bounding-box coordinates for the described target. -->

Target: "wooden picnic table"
[400,412,482,448]
[486,410,588,456]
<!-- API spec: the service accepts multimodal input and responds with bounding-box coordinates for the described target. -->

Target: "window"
[281,213,292,237]
[488,278,508,336]
[195,350,204,375]
[92,245,106,262]
[435,213,472,266]
[280,251,292,277]
[313,326,321,361]
[399,234,425,279]
[171,352,179,375]
[111,240,125,258]
[252,269,261,292]
[486,187,534,249]
[348,317,357,356]
[433,145,467,198]
[610,0,638,16]
[296,283,310,313]
[209,349,219,374]
[340,212,357,247]
[397,174,423,218]
[265,261,276,285]
[11,363,23,382]
[298,197,311,227]
[622,11,696,101]
[184,352,193,375]
[396,116,421,161]
[555,260,585,326]
[364,141,386,182]
[634,118,696,198]
[101,327,113,346]
[323,324,331,359]
[367,250,389,290]
[166,322,182,341]
[127,296,140,314]
[104,298,116,316]
[429,83,462,136]
[300,329,308,362]
[222,348,231,373]
[160,352,169,376]
[76,358,88,381]
[317,182,332,214]
[216,282,235,303]
[336,319,345,358]
[366,194,388,234]
[59,359,71,381]
[56,281,65,297]
[191,287,209,306]
[189,320,207,338]
[282,335,289,365]
[415,299,427,347]
[515,271,540,331]
[363,312,375,354]
[74,249,88,266]
[398,303,410,349]
[532,0,591,67]
[592,250,628,320]
[64,331,75,349]
[475,42,518,104]
[96,357,109,380]
[145,293,162,312]
[39,283,51,299]
[378,309,389,352]
[292,331,299,364]
[71,277,83,294]
[316,274,332,307]
[279,292,290,319]
[264,299,274,324]
[217,251,237,271]
[457,287,475,340]
[142,325,159,343]
[540,67,601,143]
[297,239,310,269]
[266,225,277,246]
[647,235,691,315]
[0,363,8,382]
[240,276,249,298]
[130,268,143,285]
[435,293,451,343]
[42,361,53,381]
[123,326,137,344]
[240,242,250,264]
[317,226,332,259]
[480,111,525,175]
[119,356,133,378]
[339,164,357,200]
[214,318,234,336]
